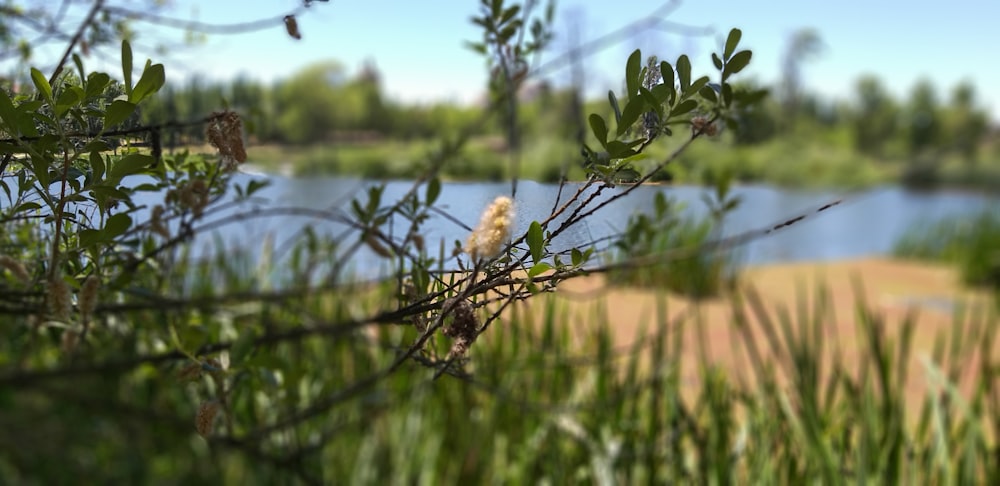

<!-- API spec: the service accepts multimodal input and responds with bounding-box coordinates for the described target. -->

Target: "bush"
[607,191,739,297]
[894,210,1000,289]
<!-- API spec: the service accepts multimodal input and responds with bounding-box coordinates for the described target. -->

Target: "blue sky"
[140,1,1000,119]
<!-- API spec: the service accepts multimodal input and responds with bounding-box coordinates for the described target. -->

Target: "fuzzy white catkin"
[465,196,514,261]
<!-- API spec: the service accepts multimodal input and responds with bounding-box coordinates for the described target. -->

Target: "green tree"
[274,61,365,144]
[944,80,988,164]
[851,75,898,156]
[904,79,942,156]
[779,28,824,128]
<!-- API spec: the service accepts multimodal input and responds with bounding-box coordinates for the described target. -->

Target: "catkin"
[465,196,514,261]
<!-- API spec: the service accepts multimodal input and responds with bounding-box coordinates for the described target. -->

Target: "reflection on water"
[142,172,998,273]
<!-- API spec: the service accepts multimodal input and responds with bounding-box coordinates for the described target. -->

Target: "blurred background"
[4,0,997,276]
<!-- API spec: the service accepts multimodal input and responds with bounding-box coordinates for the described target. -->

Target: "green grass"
[242,132,1000,190]
[894,210,1000,289]
[3,242,999,482]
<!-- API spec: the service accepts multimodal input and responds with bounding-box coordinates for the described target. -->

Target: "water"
[176,171,998,271]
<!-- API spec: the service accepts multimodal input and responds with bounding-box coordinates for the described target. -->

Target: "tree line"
[140,57,996,171]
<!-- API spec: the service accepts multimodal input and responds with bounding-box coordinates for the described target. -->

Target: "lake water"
[179,171,998,273]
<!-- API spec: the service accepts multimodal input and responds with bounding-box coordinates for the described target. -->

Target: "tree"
[945,80,988,164]
[779,28,824,128]
[904,78,942,156]
[274,61,364,144]
[851,74,898,156]
[1,2,894,483]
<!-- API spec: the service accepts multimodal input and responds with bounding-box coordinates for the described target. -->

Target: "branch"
[48,0,105,85]
[102,5,308,35]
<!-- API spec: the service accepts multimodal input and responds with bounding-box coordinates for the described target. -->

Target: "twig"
[48,0,105,86]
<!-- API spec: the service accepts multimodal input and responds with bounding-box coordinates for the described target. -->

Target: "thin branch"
[102,5,308,35]
[48,0,105,86]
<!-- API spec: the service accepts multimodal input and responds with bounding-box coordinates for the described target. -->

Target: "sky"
[19,0,1000,120]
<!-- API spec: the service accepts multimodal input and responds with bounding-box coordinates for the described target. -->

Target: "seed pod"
[284,15,302,40]
[78,275,100,320]
[195,400,220,437]
[365,234,393,259]
[0,255,30,284]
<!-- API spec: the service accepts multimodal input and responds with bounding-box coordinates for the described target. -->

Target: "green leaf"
[683,76,710,99]
[104,213,132,239]
[660,61,674,89]
[723,50,753,80]
[528,262,552,278]
[129,63,165,104]
[499,5,520,24]
[724,28,742,61]
[617,97,645,136]
[625,49,642,97]
[14,201,41,213]
[712,52,724,71]
[526,221,544,264]
[571,248,584,267]
[109,153,154,179]
[670,99,697,117]
[700,85,718,103]
[30,68,52,101]
[426,177,441,205]
[55,88,82,117]
[464,41,488,54]
[85,72,111,99]
[104,99,136,128]
[230,330,257,364]
[650,84,671,104]
[606,140,635,159]
[73,53,85,81]
[89,151,105,181]
[122,40,133,96]
[676,55,691,91]
[588,114,608,147]
[246,179,269,197]
[0,89,18,129]
[79,229,102,247]
[638,86,659,109]
[608,91,621,124]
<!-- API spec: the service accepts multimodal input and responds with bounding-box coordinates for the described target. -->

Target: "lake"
[177,171,998,275]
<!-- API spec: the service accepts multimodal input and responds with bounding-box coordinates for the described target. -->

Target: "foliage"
[2,0,998,483]
[894,210,1000,290]
[607,179,742,297]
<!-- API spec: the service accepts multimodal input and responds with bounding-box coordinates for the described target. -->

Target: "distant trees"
[851,75,899,156]
[779,29,824,129]
[135,54,994,171]
[139,60,497,145]
[945,81,989,164]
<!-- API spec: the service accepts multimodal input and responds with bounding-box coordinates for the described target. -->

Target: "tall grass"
[315,283,999,483]
[4,238,998,483]
[606,191,740,298]
[894,210,1000,289]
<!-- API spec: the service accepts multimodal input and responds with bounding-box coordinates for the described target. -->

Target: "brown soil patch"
[500,257,997,407]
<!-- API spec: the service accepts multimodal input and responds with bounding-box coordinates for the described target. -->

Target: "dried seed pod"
[205,111,247,171]
[78,275,100,320]
[60,328,79,354]
[365,234,393,259]
[195,400,220,437]
[443,298,480,358]
[177,362,204,382]
[284,15,302,40]
[0,255,30,284]
[47,277,72,321]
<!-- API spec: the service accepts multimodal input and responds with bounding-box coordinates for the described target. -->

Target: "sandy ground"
[500,257,997,406]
